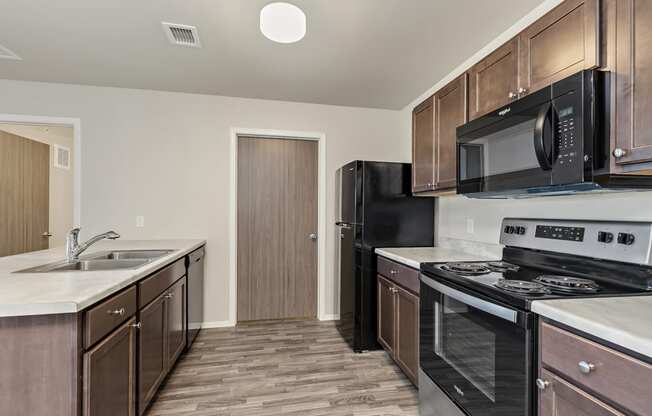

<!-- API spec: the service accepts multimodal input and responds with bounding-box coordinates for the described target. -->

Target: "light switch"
[136,216,145,227]
[466,218,474,234]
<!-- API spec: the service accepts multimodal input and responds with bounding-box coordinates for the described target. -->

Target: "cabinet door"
[434,74,467,190]
[166,278,186,368]
[613,0,652,165]
[538,369,624,416]
[519,0,599,95]
[412,96,436,192]
[138,293,167,415]
[468,38,519,120]
[377,276,396,355]
[83,318,136,416]
[395,286,419,386]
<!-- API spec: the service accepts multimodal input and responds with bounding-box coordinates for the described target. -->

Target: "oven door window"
[420,282,530,416]
[458,103,554,194]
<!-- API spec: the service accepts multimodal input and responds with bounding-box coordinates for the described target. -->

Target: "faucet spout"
[66,228,121,261]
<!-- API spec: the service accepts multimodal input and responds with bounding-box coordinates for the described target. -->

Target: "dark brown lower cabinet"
[139,292,167,415]
[539,368,624,416]
[83,318,137,416]
[166,277,186,368]
[377,275,419,386]
[377,276,396,355]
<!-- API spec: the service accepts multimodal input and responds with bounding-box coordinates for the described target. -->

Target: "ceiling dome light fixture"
[260,2,306,44]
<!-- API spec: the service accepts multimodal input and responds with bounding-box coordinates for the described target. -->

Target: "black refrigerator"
[336,161,434,352]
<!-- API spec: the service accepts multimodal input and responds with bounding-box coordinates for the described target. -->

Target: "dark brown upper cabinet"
[468,38,520,121]
[412,96,436,193]
[412,75,467,194]
[519,0,599,96]
[435,74,467,190]
[611,0,652,166]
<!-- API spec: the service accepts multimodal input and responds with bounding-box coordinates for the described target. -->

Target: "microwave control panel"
[555,106,579,167]
[552,98,584,184]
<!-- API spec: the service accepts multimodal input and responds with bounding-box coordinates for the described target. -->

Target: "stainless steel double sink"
[16,250,175,273]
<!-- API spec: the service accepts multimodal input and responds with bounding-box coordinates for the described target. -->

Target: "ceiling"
[0,0,546,109]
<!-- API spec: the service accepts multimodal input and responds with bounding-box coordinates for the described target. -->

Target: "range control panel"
[535,225,585,242]
[500,218,652,265]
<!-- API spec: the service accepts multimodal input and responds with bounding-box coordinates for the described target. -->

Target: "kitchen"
[1,0,651,415]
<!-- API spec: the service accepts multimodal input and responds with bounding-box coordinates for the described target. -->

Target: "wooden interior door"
[518,0,599,95]
[0,130,49,257]
[435,74,467,190]
[468,38,520,120]
[613,0,652,165]
[237,137,318,321]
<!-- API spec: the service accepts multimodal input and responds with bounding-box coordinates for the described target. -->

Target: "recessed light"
[260,2,306,44]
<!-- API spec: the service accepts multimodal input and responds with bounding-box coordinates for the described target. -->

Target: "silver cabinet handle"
[308,233,318,241]
[613,148,627,158]
[518,87,529,95]
[131,322,142,329]
[42,232,53,237]
[508,92,518,99]
[536,378,550,390]
[108,307,125,316]
[390,270,398,275]
[164,293,174,299]
[578,361,595,374]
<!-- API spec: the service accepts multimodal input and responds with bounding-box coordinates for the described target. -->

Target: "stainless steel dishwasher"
[186,246,204,348]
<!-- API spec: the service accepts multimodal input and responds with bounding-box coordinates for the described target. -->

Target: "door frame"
[229,128,327,324]
[0,113,82,227]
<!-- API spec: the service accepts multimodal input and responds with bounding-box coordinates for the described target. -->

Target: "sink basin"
[14,249,175,273]
[16,258,151,273]
[88,250,174,261]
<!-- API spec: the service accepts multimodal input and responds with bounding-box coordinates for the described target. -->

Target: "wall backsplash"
[437,191,652,244]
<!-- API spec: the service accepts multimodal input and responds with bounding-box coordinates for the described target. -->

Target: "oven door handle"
[421,274,519,324]
[534,102,554,171]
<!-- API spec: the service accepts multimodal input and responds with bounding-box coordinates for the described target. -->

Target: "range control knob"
[505,226,515,234]
[598,231,614,244]
[516,226,527,235]
[617,233,636,245]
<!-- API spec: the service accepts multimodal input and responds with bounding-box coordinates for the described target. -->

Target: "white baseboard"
[202,320,236,328]
[319,314,340,321]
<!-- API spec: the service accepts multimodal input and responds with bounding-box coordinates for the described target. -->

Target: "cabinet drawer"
[541,322,652,415]
[139,259,185,308]
[84,285,137,349]
[377,256,419,295]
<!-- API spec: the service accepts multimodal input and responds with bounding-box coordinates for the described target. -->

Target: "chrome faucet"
[66,228,120,261]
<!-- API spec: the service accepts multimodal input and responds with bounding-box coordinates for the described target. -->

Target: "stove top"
[421,259,652,310]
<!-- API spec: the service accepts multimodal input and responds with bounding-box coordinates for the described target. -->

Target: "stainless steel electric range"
[418,218,652,416]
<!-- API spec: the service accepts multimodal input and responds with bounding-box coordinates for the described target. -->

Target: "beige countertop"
[532,296,652,359]
[375,246,498,269]
[0,239,205,317]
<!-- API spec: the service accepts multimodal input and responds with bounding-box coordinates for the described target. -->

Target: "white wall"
[0,79,407,324]
[0,123,74,248]
[400,0,652,246]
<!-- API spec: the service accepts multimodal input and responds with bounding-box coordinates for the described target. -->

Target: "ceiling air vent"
[162,22,201,48]
[0,44,21,60]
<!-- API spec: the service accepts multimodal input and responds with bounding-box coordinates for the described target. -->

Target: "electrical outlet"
[466,218,474,234]
[136,216,145,228]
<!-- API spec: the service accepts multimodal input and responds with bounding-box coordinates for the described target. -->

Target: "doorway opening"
[0,116,80,257]
[229,128,326,325]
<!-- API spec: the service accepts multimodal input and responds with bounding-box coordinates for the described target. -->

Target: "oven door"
[456,88,558,195]
[420,274,535,416]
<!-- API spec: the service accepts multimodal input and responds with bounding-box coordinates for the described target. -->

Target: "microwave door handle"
[421,274,519,324]
[534,103,553,171]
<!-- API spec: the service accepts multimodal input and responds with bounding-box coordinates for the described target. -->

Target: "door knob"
[613,148,627,158]
[309,233,318,241]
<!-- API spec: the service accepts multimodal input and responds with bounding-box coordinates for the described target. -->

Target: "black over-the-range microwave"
[456,69,652,198]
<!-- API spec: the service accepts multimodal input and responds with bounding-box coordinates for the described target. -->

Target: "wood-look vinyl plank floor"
[146,320,418,416]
